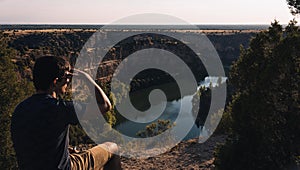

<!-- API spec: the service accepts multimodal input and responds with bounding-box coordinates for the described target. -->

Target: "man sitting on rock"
[11,56,122,170]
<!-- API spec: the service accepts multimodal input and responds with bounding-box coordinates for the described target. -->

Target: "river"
[115,76,226,140]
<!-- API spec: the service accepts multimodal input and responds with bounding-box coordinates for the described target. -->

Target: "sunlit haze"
[0,0,296,24]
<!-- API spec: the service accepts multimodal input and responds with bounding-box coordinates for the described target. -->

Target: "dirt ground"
[120,135,227,170]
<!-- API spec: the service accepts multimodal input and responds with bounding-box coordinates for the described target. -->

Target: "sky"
[0,0,296,25]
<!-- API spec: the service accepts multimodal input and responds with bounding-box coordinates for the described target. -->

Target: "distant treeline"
[0,24,269,30]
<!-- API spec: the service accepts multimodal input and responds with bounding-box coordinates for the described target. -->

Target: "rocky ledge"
[120,135,227,170]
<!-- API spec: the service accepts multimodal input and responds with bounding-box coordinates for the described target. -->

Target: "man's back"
[11,56,121,170]
[11,93,78,170]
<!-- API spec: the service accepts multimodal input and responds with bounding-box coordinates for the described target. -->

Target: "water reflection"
[115,76,227,140]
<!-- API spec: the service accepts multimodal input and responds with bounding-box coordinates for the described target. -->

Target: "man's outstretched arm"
[74,69,112,114]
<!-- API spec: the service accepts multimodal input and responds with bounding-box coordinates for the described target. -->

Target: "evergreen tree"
[287,0,300,15]
[215,21,300,169]
[0,32,34,169]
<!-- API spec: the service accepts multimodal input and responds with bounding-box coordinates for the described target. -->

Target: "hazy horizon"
[0,0,296,25]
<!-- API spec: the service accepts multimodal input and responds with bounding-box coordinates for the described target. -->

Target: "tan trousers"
[70,145,122,170]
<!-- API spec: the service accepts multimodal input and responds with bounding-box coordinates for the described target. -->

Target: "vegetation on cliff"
[0,32,34,169]
[214,20,300,169]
